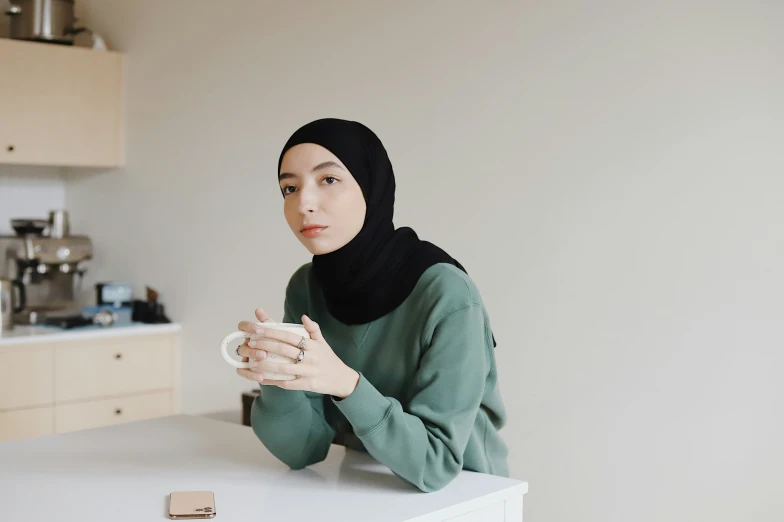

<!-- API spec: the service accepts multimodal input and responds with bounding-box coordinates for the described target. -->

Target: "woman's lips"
[301,226,327,238]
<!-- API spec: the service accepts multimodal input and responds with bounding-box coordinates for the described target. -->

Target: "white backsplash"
[0,165,66,234]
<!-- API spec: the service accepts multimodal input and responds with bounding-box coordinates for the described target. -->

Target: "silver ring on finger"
[297,336,307,350]
[295,349,305,364]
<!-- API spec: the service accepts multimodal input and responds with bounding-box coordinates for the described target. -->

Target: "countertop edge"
[404,482,528,522]
[0,323,182,347]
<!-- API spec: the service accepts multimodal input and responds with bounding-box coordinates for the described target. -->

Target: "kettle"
[0,278,26,332]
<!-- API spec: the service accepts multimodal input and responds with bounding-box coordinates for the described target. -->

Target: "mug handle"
[220,330,252,369]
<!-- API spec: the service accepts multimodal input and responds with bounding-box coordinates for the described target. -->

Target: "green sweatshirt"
[250,262,509,492]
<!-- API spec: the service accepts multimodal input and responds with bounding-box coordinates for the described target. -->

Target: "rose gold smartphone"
[168,491,216,519]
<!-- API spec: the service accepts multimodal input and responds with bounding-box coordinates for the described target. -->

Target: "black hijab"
[278,118,495,346]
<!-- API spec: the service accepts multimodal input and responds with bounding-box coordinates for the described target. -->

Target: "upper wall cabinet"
[0,39,125,168]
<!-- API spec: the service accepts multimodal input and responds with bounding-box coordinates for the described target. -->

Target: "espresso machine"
[0,210,92,325]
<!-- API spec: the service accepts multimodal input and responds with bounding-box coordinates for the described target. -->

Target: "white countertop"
[0,321,182,346]
[0,415,527,521]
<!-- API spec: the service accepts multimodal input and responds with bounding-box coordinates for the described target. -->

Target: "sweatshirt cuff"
[332,373,393,436]
[256,384,306,416]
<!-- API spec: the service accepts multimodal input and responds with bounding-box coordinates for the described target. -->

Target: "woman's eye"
[282,186,296,196]
[323,176,338,185]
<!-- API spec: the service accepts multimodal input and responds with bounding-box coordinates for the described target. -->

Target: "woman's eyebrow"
[279,162,344,181]
[312,161,344,172]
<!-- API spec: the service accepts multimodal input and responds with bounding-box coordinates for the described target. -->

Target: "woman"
[235,118,509,493]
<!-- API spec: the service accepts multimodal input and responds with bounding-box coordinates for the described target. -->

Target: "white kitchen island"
[0,415,527,521]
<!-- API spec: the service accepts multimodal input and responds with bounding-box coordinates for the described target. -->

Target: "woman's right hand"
[236,308,276,381]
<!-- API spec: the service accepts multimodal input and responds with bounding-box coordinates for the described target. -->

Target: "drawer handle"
[115,353,122,360]
[115,408,122,415]
[6,145,14,152]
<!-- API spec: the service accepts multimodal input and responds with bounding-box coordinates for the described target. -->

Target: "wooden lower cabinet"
[0,349,54,410]
[55,391,173,434]
[0,330,180,442]
[55,336,174,402]
[0,407,54,440]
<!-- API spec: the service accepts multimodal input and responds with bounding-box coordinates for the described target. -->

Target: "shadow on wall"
[0,0,9,38]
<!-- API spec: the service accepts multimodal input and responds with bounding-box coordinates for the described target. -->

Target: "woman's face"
[279,143,367,255]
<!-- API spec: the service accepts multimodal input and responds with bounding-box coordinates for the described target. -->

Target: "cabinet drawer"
[0,407,54,442]
[55,391,172,434]
[55,336,174,402]
[0,349,53,409]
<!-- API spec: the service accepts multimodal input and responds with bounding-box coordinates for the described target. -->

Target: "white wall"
[65,1,783,521]
[0,166,65,235]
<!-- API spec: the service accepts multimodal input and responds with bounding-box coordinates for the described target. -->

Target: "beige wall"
[64,1,783,521]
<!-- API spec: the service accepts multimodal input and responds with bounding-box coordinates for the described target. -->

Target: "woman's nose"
[297,185,318,213]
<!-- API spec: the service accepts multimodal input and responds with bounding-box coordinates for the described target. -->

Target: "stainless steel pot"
[5,0,83,45]
[48,209,70,238]
[0,278,26,332]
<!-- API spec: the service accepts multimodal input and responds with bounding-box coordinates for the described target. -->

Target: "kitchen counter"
[0,322,182,347]
[0,415,527,521]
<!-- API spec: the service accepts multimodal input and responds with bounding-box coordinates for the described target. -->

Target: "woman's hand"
[236,313,360,399]
[235,307,276,362]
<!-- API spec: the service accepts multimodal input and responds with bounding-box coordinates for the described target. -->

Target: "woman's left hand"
[236,314,360,399]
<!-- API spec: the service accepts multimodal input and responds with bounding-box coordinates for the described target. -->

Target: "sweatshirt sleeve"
[250,387,335,469]
[332,303,490,492]
[249,267,336,469]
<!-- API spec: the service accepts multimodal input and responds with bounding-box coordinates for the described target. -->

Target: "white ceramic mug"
[220,322,310,381]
